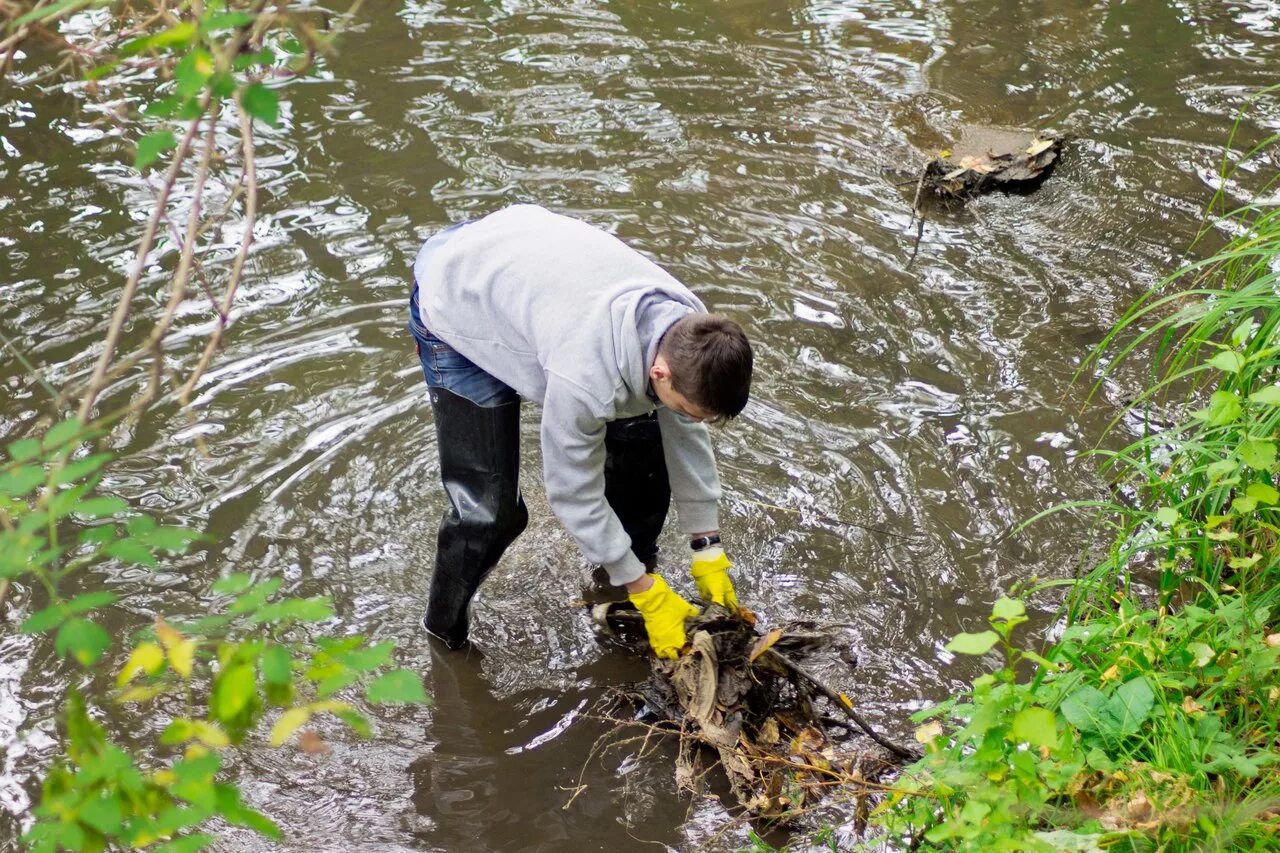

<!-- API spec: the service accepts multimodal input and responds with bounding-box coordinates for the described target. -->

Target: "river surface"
[2,1,1279,850]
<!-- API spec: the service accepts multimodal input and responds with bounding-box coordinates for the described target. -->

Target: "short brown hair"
[659,314,753,419]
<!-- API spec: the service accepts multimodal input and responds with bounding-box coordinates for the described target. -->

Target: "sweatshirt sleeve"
[656,406,721,534]
[540,378,647,585]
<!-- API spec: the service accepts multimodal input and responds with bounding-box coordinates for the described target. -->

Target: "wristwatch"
[689,534,721,551]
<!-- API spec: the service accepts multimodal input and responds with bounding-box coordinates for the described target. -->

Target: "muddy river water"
[2,0,1279,850]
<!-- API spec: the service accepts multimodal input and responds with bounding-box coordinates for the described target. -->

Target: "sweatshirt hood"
[611,286,705,403]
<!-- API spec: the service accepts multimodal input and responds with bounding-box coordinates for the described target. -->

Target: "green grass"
[868,97,1280,851]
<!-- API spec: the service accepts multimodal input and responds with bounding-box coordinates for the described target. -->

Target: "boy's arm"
[657,406,738,608]
[540,379,646,585]
[655,406,721,536]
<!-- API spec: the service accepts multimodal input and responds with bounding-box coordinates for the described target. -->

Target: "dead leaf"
[299,730,329,755]
[1025,137,1055,157]
[756,716,780,747]
[915,720,943,744]
[749,628,784,663]
[1182,696,1203,715]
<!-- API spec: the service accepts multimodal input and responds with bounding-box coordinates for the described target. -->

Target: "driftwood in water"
[922,125,1064,200]
[591,604,917,821]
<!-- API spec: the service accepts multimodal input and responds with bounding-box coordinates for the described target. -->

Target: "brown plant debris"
[591,604,917,821]
[923,125,1064,200]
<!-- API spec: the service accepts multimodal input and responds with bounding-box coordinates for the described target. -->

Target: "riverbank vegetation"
[869,106,1280,850]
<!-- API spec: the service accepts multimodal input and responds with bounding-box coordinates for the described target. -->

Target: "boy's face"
[649,355,716,422]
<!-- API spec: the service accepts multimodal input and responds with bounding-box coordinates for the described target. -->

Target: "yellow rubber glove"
[690,546,737,609]
[628,574,699,659]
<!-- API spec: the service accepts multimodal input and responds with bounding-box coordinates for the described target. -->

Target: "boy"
[408,204,753,658]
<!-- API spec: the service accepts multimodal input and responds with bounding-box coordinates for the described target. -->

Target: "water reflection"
[2,0,1279,848]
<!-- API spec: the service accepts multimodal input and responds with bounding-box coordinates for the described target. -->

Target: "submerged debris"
[590,604,916,822]
[922,125,1064,200]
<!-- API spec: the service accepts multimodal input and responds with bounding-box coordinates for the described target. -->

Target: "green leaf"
[213,784,281,838]
[1110,677,1155,736]
[174,49,213,98]
[316,669,362,698]
[1010,706,1058,748]
[1208,458,1239,480]
[152,834,214,853]
[212,664,256,722]
[67,590,116,614]
[0,465,46,498]
[1060,686,1115,735]
[106,538,156,568]
[74,496,128,517]
[1155,506,1179,526]
[1187,642,1216,667]
[1196,391,1243,427]
[21,604,68,634]
[248,596,333,624]
[1248,385,1280,406]
[126,515,157,535]
[230,578,282,614]
[14,0,96,27]
[945,630,1000,656]
[212,573,253,595]
[1247,482,1280,505]
[241,83,279,127]
[1085,746,1116,771]
[136,526,202,553]
[7,438,41,462]
[43,417,84,450]
[119,21,197,56]
[335,708,373,738]
[1234,495,1258,514]
[336,640,395,672]
[1239,439,1276,470]
[77,793,123,835]
[203,11,255,30]
[365,669,428,704]
[261,644,292,686]
[990,596,1025,622]
[1209,350,1244,373]
[55,618,110,667]
[160,718,194,745]
[51,453,111,485]
[135,130,177,170]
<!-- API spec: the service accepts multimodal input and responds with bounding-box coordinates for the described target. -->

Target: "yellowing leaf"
[191,720,230,748]
[169,638,196,679]
[748,628,784,663]
[117,642,166,687]
[117,685,165,704]
[270,707,311,747]
[155,617,183,651]
[308,699,352,715]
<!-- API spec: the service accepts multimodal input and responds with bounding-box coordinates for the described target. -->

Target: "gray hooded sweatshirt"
[413,204,720,585]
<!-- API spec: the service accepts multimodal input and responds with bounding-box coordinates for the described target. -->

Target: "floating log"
[922,125,1064,200]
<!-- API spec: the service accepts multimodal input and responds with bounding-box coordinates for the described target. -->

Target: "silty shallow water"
[2,0,1279,849]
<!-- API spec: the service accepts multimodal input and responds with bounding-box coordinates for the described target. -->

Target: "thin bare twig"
[178,101,256,407]
[764,648,919,762]
[75,98,209,421]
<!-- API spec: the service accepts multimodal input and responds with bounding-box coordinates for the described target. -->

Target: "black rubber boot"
[424,387,527,648]
[604,412,671,567]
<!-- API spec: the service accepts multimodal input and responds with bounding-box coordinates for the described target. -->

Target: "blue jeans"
[408,292,519,408]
